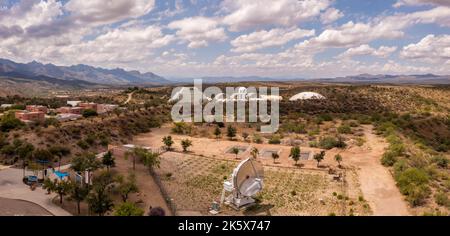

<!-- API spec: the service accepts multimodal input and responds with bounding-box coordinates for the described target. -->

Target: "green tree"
[87,171,115,216]
[227,125,236,140]
[43,179,71,204]
[231,147,239,159]
[70,153,102,186]
[114,202,144,216]
[214,127,221,139]
[17,142,34,177]
[115,173,139,202]
[0,112,24,132]
[335,154,343,168]
[101,151,115,171]
[250,147,259,159]
[68,181,89,215]
[314,151,326,167]
[82,109,98,118]
[162,136,174,151]
[290,146,301,166]
[181,139,192,152]
[271,152,279,164]
[49,145,71,170]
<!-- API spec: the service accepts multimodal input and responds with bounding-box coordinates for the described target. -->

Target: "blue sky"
[0,0,449,78]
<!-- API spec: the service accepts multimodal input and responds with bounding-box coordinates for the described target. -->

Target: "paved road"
[0,167,71,216]
[0,197,52,216]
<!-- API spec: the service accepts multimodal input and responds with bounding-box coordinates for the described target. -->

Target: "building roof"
[289,92,325,101]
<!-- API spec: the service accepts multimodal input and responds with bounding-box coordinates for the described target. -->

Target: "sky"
[0,0,449,78]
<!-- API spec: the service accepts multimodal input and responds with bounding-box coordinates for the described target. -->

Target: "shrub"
[381,151,397,166]
[337,124,352,134]
[432,156,448,169]
[268,135,281,144]
[114,202,144,216]
[77,140,89,149]
[434,192,449,207]
[396,168,430,206]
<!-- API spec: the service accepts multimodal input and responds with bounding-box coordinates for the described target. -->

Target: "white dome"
[289,92,325,101]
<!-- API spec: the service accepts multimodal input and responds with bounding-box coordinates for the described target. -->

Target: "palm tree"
[290,146,301,166]
[335,154,343,168]
[271,153,279,164]
[181,139,192,152]
[231,147,239,159]
[43,179,71,204]
[250,147,259,159]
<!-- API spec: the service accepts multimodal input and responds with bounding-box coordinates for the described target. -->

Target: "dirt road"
[344,125,410,216]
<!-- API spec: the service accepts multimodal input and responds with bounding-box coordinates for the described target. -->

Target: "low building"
[26,105,48,114]
[79,102,98,111]
[56,106,84,115]
[97,104,119,114]
[15,111,45,123]
[56,113,82,122]
[67,101,82,107]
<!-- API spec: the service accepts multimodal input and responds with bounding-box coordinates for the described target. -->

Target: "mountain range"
[0,58,169,85]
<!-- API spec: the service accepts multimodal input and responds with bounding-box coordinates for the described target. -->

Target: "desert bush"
[432,155,449,169]
[172,122,191,134]
[381,151,397,166]
[396,168,430,206]
[253,134,263,144]
[268,135,281,144]
[434,192,449,207]
[337,124,352,134]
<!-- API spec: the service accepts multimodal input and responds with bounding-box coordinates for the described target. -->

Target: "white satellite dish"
[221,157,264,209]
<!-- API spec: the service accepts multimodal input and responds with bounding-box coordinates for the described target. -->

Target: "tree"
[162,136,174,151]
[290,146,301,166]
[43,179,71,204]
[70,153,102,186]
[113,107,122,117]
[250,147,259,159]
[114,202,144,216]
[68,181,89,215]
[214,127,221,139]
[87,184,114,216]
[335,154,343,168]
[129,147,160,171]
[314,151,326,167]
[271,153,279,164]
[231,147,239,159]
[33,149,54,179]
[82,109,98,118]
[49,145,71,170]
[87,171,115,216]
[116,173,139,202]
[181,139,192,152]
[17,142,34,177]
[101,151,115,171]
[227,125,236,140]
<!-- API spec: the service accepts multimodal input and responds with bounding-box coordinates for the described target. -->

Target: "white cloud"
[168,16,227,48]
[320,8,343,24]
[310,6,450,48]
[394,0,450,7]
[221,0,331,31]
[230,27,315,53]
[65,0,155,25]
[400,34,450,63]
[337,44,397,59]
[0,0,63,28]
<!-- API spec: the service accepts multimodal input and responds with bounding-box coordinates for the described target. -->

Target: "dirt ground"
[132,124,410,216]
[0,197,52,216]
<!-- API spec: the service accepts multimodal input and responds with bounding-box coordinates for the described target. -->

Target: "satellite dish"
[221,157,264,209]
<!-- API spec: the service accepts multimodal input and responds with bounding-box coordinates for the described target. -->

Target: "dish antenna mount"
[221,157,264,209]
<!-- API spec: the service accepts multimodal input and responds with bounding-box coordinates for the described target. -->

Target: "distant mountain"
[310,74,450,84]
[0,58,169,85]
[166,76,294,83]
